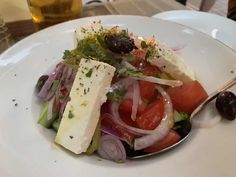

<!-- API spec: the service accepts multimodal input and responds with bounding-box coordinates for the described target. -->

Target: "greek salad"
[35,21,208,162]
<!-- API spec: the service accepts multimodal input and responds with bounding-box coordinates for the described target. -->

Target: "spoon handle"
[190,76,236,118]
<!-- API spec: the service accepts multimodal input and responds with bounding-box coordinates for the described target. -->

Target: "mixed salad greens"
[35,21,208,162]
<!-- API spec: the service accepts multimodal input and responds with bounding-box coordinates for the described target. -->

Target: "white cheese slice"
[148,45,195,82]
[74,21,103,47]
[55,58,116,154]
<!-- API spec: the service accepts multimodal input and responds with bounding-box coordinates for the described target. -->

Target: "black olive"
[104,34,136,54]
[36,75,49,93]
[215,91,236,120]
[174,119,191,138]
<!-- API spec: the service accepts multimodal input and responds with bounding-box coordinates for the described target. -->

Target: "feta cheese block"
[74,21,103,47]
[148,45,195,82]
[55,58,116,154]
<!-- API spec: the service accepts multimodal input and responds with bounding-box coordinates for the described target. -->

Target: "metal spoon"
[128,76,236,159]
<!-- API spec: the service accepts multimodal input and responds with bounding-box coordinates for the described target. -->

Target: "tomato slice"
[133,60,161,76]
[119,99,146,116]
[141,63,161,76]
[139,80,156,101]
[167,80,208,114]
[144,130,181,153]
[119,99,146,127]
[135,98,164,130]
[119,112,137,127]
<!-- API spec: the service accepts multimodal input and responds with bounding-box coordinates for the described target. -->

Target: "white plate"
[0,15,236,177]
[152,10,236,51]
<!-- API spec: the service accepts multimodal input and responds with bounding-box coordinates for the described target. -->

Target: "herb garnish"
[85,68,93,77]
[62,28,127,69]
[117,68,142,77]
[141,41,148,48]
[68,110,74,119]
[106,89,126,102]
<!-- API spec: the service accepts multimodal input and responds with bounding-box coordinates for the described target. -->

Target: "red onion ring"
[131,80,140,121]
[121,60,137,70]
[109,77,136,92]
[101,113,134,146]
[110,102,155,135]
[100,126,132,146]
[59,65,69,83]
[121,60,182,87]
[134,86,174,150]
[101,113,113,120]
[132,75,182,87]
[37,62,65,100]
[97,134,126,162]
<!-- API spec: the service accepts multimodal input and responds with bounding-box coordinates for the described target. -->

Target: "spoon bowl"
[127,77,236,159]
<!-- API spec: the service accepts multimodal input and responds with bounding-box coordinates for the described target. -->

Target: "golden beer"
[27,0,82,30]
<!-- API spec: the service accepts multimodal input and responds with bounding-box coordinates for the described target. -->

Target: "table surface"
[1,0,188,42]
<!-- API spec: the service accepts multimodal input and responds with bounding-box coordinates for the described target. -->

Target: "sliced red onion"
[131,80,140,121]
[49,65,77,118]
[97,134,126,162]
[59,65,69,82]
[101,126,132,146]
[120,60,182,87]
[134,86,174,150]
[55,62,66,80]
[121,60,137,70]
[109,78,140,122]
[109,77,136,92]
[124,86,133,100]
[132,75,182,87]
[37,62,65,100]
[65,67,73,82]
[46,80,61,101]
[156,86,175,128]
[134,119,170,150]
[101,113,113,120]
[66,69,77,90]
[110,102,155,135]
[120,60,141,119]
[64,66,76,86]
[101,113,134,146]
[46,65,68,101]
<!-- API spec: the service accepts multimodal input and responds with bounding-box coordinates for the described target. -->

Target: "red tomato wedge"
[167,80,208,114]
[119,112,137,127]
[135,98,164,130]
[141,63,161,76]
[139,80,156,101]
[133,60,161,76]
[144,130,181,153]
[119,99,146,116]
[119,99,146,127]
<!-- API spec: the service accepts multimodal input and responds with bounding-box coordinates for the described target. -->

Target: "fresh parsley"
[85,68,93,77]
[106,89,126,102]
[117,68,142,77]
[141,41,148,48]
[96,34,107,48]
[68,110,74,119]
